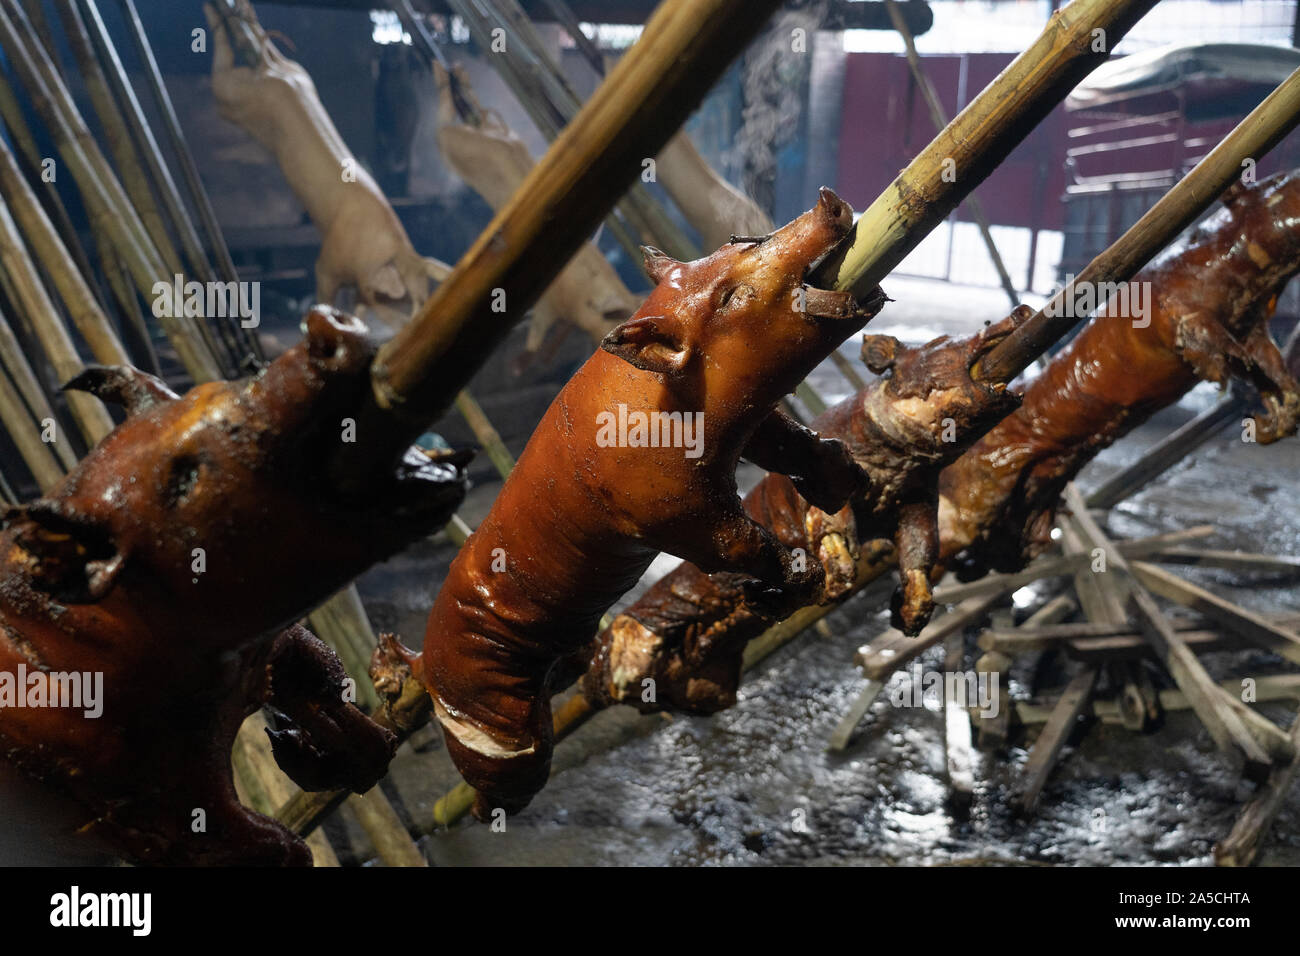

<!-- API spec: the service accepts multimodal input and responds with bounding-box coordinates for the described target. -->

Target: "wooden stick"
[1215,710,1300,867]
[1063,486,1282,769]
[811,0,1159,303]
[1018,666,1097,813]
[975,63,1300,384]
[977,592,1075,748]
[454,391,516,481]
[344,788,427,867]
[1131,561,1300,666]
[1145,548,1300,575]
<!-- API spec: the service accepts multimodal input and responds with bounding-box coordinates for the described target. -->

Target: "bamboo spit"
[811,0,1159,303]
[975,65,1300,384]
[882,0,1021,309]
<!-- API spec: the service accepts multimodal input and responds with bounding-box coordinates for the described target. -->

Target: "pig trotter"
[890,484,939,637]
[262,624,397,794]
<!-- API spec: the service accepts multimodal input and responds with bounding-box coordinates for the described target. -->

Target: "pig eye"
[718,284,755,310]
[165,455,203,507]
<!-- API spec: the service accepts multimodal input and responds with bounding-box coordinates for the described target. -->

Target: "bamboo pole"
[78,0,248,367]
[811,0,1159,303]
[113,0,264,365]
[975,65,1300,384]
[54,1,185,281]
[0,0,222,383]
[0,134,133,371]
[0,330,66,491]
[0,195,113,444]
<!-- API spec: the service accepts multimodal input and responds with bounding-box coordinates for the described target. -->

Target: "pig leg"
[672,506,825,620]
[742,408,869,513]
[261,624,398,795]
[890,478,940,636]
[1238,319,1300,442]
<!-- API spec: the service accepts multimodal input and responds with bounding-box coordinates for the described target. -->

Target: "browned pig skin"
[417,189,884,820]
[582,308,1029,714]
[0,307,466,865]
[941,170,1300,577]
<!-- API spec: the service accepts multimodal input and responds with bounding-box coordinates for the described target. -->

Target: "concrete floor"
[345,275,1300,867]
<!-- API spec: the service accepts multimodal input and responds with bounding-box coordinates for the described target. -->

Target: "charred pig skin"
[0,307,466,865]
[416,190,884,819]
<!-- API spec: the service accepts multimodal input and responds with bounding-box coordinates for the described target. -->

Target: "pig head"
[0,307,466,864]
[206,0,448,327]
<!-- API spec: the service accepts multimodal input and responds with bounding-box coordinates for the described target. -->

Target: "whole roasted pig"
[409,190,883,818]
[0,308,466,864]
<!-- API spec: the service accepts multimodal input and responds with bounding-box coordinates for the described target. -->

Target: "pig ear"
[641,246,681,285]
[601,316,692,376]
[4,504,127,603]
[63,365,178,416]
[861,334,903,374]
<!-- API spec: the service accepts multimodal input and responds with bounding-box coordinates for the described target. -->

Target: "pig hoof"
[890,569,935,637]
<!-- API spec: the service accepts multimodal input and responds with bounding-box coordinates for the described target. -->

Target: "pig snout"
[304,305,372,375]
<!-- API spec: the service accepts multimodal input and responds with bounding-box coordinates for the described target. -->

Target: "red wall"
[836,52,1069,231]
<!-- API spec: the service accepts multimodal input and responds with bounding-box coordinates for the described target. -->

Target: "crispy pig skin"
[417,191,883,819]
[0,307,466,865]
[941,171,1300,576]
